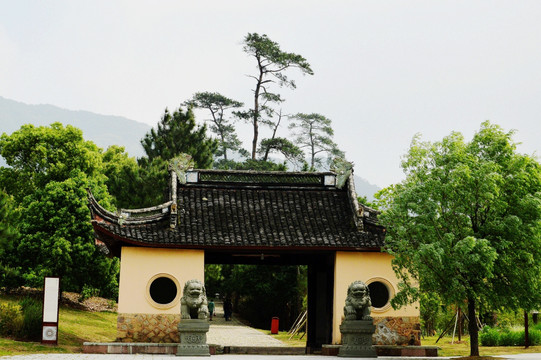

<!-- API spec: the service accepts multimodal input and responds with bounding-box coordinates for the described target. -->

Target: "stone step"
[83,342,305,355]
[223,346,306,355]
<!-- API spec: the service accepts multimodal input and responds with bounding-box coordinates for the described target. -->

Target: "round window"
[146,274,180,308]
[368,281,390,308]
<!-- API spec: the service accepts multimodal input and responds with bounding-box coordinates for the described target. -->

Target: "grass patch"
[422,335,541,357]
[257,329,306,347]
[58,307,117,344]
[0,338,78,356]
[0,293,117,356]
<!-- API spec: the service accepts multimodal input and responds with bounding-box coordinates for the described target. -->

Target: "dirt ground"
[4,287,117,312]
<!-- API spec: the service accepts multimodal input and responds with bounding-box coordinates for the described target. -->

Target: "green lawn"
[258,329,306,347]
[0,294,117,356]
[422,335,541,358]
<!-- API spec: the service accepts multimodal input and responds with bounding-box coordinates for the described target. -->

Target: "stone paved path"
[207,302,284,347]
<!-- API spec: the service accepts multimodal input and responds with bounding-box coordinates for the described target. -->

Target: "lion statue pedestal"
[176,280,210,357]
[338,281,377,358]
[177,320,210,357]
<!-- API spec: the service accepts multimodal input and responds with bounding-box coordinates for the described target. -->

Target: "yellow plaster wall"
[118,247,204,314]
[332,251,419,344]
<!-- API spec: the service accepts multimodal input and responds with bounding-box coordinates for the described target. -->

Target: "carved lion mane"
[180,279,209,320]
[343,280,372,321]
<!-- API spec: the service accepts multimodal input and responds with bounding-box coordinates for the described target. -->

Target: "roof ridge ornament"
[168,154,195,184]
[330,157,353,189]
[330,158,365,231]
[168,155,193,229]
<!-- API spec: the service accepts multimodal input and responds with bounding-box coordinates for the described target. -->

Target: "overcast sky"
[1,1,540,188]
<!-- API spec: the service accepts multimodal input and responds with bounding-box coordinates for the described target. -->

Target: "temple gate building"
[87,168,420,349]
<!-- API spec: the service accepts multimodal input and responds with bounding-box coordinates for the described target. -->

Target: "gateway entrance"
[88,168,418,348]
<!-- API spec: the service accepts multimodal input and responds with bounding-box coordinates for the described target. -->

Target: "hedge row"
[480,325,541,346]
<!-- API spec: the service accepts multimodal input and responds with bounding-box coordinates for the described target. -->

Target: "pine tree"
[141,106,217,168]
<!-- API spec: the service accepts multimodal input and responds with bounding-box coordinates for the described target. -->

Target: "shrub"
[0,263,24,291]
[529,329,541,346]
[480,326,500,346]
[18,297,42,341]
[0,303,23,337]
[499,329,523,346]
[480,325,541,346]
[79,284,100,302]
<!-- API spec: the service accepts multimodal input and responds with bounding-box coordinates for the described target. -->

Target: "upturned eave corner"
[344,172,386,247]
[87,188,173,227]
[345,171,364,231]
[86,188,121,224]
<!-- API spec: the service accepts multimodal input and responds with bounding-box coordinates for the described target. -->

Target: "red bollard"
[271,317,279,334]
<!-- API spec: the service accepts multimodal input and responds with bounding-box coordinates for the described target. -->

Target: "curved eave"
[86,189,170,225]
[87,189,173,257]
[91,221,122,257]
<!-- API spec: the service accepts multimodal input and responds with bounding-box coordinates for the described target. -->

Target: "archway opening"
[204,251,334,350]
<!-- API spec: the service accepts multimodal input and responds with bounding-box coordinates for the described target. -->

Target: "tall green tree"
[257,109,304,167]
[184,92,245,161]
[0,189,23,290]
[138,106,217,206]
[0,123,119,297]
[0,189,19,259]
[289,113,344,170]
[258,137,304,166]
[17,172,119,297]
[140,106,217,168]
[135,157,171,207]
[0,123,103,202]
[241,32,313,159]
[377,122,541,356]
[102,145,141,209]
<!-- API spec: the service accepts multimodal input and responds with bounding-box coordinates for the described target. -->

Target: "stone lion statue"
[344,280,372,321]
[180,279,209,320]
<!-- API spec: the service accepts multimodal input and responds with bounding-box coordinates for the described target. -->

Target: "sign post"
[42,277,60,345]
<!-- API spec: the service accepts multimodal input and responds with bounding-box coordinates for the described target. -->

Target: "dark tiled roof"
[88,170,385,257]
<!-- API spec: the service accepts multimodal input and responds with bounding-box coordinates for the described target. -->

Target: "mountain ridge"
[0,96,381,199]
[0,96,150,158]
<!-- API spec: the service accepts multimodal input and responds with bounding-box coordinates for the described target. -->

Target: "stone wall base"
[117,313,180,343]
[373,316,421,346]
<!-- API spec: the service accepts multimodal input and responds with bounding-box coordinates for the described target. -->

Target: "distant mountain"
[353,175,380,202]
[0,97,382,199]
[0,96,150,158]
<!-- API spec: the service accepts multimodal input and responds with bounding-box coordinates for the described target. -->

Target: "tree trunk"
[467,296,479,357]
[458,307,462,342]
[221,133,228,161]
[252,61,264,160]
[262,111,282,162]
[310,128,315,170]
[525,310,530,348]
[252,121,258,160]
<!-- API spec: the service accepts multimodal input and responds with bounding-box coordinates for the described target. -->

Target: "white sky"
[1,1,541,188]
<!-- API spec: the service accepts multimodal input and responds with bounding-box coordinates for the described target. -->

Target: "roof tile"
[88,172,385,254]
